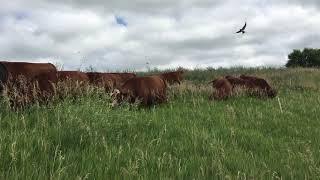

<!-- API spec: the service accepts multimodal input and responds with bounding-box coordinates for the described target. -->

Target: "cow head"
[266,88,277,98]
[110,88,135,106]
[110,89,121,107]
[110,88,120,98]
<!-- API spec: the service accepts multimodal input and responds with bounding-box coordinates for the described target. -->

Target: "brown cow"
[57,71,89,83]
[159,70,184,85]
[0,61,56,80]
[112,76,167,106]
[87,72,136,91]
[0,61,57,92]
[239,75,277,98]
[0,61,58,107]
[209,77,232,100]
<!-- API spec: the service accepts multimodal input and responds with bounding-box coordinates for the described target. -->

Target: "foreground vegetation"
[0,67,320,179]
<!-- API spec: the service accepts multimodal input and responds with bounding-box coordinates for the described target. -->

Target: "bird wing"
[236,29,242,33]
[241,22,247,30]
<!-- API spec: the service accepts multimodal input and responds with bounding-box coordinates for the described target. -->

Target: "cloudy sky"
[0,0,319,71]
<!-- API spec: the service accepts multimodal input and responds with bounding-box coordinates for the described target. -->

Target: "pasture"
[0,68,320,179]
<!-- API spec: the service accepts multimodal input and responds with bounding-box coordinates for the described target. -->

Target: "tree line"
[286,48,320,68]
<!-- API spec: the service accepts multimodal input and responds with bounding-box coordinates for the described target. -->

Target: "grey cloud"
[0,0,320,70]
[43,0,225,16]
[279,0,320,8]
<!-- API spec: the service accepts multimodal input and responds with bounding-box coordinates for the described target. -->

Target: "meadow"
[0,67,320,179]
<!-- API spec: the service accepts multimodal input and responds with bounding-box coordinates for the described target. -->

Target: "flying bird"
[236,22,247,34]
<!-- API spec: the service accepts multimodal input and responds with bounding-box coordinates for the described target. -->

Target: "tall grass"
[0,68,320,179]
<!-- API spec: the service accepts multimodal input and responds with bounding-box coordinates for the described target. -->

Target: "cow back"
[225,76,248,87]
[109,73,136,88]
[0,61,57,80]
[240,75,272,90]
[87,72,136,91]
[159,71,184,85]
[58,71,89,82]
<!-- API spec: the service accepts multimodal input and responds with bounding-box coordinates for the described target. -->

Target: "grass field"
[0,68,320,179]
